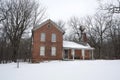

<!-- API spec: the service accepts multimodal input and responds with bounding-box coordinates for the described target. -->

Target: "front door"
[64,50,69,59]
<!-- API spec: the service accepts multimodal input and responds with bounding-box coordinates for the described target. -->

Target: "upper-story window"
[41,33,45,42]
[51,33,56,42]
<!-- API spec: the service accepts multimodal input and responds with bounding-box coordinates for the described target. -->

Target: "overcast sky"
[41,0,99,21]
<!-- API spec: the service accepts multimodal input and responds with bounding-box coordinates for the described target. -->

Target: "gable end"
[32,19,65,34]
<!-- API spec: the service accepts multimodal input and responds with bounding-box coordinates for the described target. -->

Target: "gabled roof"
[32,19,65,33]
[63,41,94,50]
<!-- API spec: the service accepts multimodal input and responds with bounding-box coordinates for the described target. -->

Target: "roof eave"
[63,46,94,50]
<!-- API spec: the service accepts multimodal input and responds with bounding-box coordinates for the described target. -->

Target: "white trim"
[51,33,56,42]
[40,46,45,56]
[33,19,64,33]
[51,47,56,56]
[40,33,45,42]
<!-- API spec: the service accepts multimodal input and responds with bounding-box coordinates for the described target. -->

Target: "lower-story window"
[51,47,56,56]
[40,46,45,56]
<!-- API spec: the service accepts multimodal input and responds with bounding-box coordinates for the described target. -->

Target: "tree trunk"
[98,47,101,59]
[12,42,19,62]
[12,48,17,62]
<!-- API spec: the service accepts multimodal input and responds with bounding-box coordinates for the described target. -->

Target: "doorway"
[64,49,69,59]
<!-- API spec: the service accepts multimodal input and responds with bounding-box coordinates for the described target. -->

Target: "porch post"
[82,49,85,60]
[62,49,64,60]
[91,50,94,60]
[72,49,75,60]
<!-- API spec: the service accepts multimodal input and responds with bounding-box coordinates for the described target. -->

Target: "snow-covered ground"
[0,60,120,80]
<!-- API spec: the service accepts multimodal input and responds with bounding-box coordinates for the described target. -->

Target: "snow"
[0,60,120,80]
[63,41,94,50]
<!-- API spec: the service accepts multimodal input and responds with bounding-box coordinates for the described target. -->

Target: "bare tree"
[56,20,67,40]
[96,0,120,59]
[0,0,46,62]
[56,20,65,30]
[68,17,85,42]
[107,16,120,58]
[83,13,111,59]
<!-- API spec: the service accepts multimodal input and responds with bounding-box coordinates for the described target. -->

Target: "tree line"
[63,1,120,59]
[65,13,120,59]
[0,0,120,63]
[0,0,46,63]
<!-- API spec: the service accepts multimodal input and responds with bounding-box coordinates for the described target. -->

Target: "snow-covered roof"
[63,41,94,50]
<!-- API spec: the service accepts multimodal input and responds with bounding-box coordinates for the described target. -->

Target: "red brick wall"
[68,49,90,59]
[85,50,90,59]
[32,22,63,62]
[75,50,82,59]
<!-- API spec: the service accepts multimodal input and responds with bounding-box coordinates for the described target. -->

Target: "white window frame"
[51,33,56,42]
[40,46,45,56]
[51,47,56,56]
[40,33,45,42]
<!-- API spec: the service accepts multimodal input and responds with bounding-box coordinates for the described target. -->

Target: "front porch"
[63,41,94,60]
[62,48,94,60]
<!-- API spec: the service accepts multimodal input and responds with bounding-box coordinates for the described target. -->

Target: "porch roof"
[63,41,94,50]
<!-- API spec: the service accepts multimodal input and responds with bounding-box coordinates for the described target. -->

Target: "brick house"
[32,19,94,62]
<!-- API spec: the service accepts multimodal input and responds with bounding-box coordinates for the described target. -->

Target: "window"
[48,24,50,27]
[41,33,45,41]
[51,47,56,56]
[51,33,56,42]
[40,46,45,56]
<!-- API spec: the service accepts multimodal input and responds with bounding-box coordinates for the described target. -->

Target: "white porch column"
[72,49,75,60]
[62,49,64,60]
[82,49,85,60]
[91,50,94,60]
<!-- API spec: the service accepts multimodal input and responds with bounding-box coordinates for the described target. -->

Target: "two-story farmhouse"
[32,19,94,62]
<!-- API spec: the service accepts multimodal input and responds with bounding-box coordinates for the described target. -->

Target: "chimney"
[81,33,88,43]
